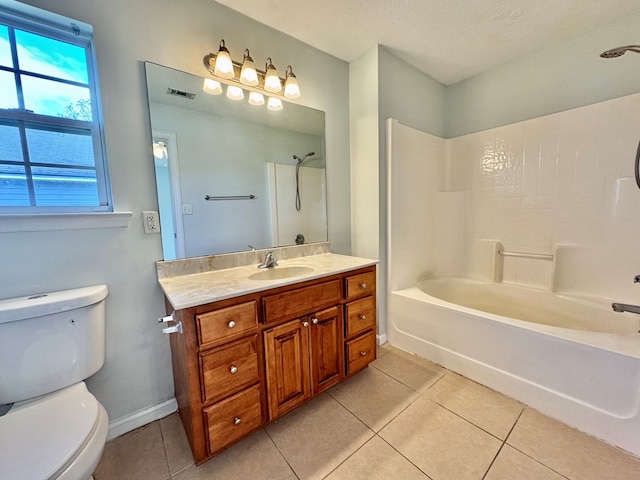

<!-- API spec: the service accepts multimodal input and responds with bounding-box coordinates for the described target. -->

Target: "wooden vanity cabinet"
[165,265,376,465]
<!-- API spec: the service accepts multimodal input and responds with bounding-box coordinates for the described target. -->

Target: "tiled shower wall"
[447,92,640,292]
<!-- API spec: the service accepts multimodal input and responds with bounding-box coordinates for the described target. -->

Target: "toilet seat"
[0,382,108,480]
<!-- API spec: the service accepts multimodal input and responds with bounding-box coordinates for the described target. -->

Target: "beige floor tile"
[424,372,523,439]
[508,408,640,480]
[325,436,429,480]
[173,429,296,480]
[159,413,194,476]
[94,422,170,480]
[484,445,566,480]
[266,393,374,479]
[329,367,419,431]
[376,343,392,358]
[380,396,502,480]
[372,348,445,392]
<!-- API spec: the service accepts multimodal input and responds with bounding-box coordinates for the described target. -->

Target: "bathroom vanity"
[157,251,377,464]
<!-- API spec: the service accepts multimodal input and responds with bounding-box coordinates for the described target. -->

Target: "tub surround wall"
[389,92,640,302]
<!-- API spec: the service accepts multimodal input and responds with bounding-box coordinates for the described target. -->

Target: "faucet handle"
[634,275,640,284]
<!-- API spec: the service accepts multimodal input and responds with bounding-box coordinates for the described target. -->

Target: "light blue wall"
[2,0,350,428]
[445,12,640,138]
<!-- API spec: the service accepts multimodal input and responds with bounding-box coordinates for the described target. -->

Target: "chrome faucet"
[257,250,278,269]
[612,303,640,315]
[611,274,640,315]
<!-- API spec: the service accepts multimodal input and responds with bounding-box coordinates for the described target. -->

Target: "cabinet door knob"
[360,351,368,357]
[312,317,319,324]
[230,365,238,374]
[360,283,367,289]
[228,320,236,328]
[302,321,309,327]
[234,417,242,426]
[359,314,366,320]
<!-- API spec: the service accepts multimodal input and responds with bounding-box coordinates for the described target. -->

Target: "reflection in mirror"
[145,62,327,260]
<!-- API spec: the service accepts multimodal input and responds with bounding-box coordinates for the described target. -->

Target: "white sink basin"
[248,266,314,281]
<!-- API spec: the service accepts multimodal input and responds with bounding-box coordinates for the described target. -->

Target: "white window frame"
[0,1,113,213]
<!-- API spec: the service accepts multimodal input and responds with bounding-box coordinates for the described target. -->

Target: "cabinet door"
[264,318,311,420]
[309,306,343,395]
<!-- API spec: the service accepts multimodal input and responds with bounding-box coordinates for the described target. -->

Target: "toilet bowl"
[0,382,108,480]
[0,285,110,480]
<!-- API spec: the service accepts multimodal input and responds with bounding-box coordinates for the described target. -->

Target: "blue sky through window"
[0,24,91,118]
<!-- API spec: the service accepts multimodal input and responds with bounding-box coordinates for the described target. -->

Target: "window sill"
[0,212,133,233]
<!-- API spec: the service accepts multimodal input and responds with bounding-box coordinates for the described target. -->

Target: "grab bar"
[498,250,554,260]
[612,303,640,315]
[204,194,255,201]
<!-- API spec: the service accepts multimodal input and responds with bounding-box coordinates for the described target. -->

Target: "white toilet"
[0,285,110,480]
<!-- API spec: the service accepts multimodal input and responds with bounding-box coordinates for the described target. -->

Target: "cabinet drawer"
[199,336,259,405]
[345,271,375,300]
[262,279,341,324]
[345,296,376,338]
[197,301,258,347]
[346,331,376,375]
[204,384,262,455]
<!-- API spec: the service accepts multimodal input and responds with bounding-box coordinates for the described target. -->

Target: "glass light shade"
[153,142,167,159]
[267,97,283,111]
[226,85,244,101]
[202,78,222,95]
[214,41,234,79]
[248,91,265,105]
[240,50,259,86]
[264,60,282,93]
[284,75,300,99]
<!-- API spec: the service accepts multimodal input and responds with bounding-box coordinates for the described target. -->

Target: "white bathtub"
[388,277,640,456]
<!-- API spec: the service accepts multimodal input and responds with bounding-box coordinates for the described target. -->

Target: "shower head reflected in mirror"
[600,45,640,58]
[293,151,315,164]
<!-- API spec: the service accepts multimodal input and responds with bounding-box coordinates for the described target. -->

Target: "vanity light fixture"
[283,66,300,99]
[202,78,222,95]
[202,39,301,110]
[213,39,234,79]
[226,85,244,101]
[267,97,283,111]
[240,49,259,86]
[248,91,265,106]
[263,57,282,93]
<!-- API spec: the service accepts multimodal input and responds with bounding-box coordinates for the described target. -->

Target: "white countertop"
[159,253,378,310]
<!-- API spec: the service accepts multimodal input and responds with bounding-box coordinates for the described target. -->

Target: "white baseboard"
[377,332,388,345]
[107,397,178,441]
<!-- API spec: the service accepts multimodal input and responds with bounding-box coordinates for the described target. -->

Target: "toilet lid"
[0,383,100,480]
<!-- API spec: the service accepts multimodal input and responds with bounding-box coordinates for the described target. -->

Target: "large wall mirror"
[144,62,327,260]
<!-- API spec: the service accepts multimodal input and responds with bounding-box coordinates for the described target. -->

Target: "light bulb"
[264,57,282,93]
[240,49,259,86]
[202,78,222,95]
[213,39,234,79]
[283,66,300,99]
[226,85,244,101]
[267,97,283,111]
[248,91,265,106]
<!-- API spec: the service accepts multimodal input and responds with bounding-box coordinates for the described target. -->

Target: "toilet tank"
[0,285,108,405]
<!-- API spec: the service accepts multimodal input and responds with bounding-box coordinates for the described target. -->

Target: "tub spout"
[611,303,640,315]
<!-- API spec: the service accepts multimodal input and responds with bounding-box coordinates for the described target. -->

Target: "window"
[0,5,111,212]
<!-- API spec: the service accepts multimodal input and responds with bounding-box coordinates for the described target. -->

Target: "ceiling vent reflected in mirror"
[166,87,196,100]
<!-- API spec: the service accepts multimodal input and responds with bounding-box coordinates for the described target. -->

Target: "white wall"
[2,0,350,432]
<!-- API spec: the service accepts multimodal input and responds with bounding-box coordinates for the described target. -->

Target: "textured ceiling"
[213,0,640,85]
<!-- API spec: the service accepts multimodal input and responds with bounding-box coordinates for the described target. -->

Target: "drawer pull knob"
[230,365,238,374]
[360,283,367,289]
[228,320,236,329]
[312,317,319,325]
[359,314,367,320]
[234,417,242,426]
[302,321,309,328]
[360,351,368,357]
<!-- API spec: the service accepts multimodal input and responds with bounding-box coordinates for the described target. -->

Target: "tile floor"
[95,345,640,480]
